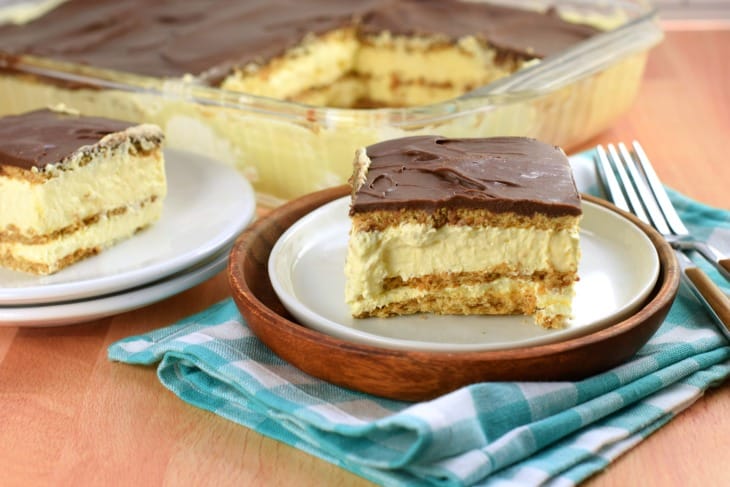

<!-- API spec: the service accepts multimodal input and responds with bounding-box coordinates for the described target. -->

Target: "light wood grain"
[1,27,729,487]
[575,28,730,209]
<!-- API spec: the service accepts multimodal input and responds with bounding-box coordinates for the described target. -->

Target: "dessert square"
[345,136,582,328]
[0,108,167,275]
[0,0,599,108]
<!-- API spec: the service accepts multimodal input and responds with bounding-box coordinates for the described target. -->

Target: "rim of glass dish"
[0,1,660,127]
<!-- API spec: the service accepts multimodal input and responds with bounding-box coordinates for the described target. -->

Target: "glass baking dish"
[0,0,662,206]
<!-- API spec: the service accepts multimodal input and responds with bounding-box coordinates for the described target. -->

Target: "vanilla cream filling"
[294,76,469,108]
[357,34,515,86]
[221,28,358,100]
[0,144,166,238]
[0,199,163,272]
[361,78,472,107]
[345,222,580,303]
[292,76,368,108]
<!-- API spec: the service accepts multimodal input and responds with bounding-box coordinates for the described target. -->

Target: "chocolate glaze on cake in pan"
[0,0,599,84]
[0,109,134,170]
[351,136,582,217]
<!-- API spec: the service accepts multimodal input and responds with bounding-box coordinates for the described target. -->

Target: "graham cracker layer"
[0,195,159,245]
[382,268,577,292]
[353,286,540,317]
[352,282,572,329]
[351,207,580,232]
[0,223,152,275]
[0,246,101,275]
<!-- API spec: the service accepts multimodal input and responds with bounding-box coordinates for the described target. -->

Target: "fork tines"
[596,141,730,338]
[596,141,683,237]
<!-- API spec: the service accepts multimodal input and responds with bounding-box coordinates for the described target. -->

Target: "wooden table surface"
[1,26,729,487]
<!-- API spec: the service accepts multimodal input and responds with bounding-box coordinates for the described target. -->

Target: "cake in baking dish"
[0,0,600,108]
[345,136,582,328]
[0,108,166,275]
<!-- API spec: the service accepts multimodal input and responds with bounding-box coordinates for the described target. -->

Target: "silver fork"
[595,141,730,340]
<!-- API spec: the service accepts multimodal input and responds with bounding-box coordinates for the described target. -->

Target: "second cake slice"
[345,135,582,328]
[0,108,167,275]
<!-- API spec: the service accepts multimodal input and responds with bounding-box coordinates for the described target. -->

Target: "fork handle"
[685,267,730,338]
[686,242,730,282]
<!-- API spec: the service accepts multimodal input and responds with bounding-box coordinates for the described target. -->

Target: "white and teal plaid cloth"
[109,159,730,486]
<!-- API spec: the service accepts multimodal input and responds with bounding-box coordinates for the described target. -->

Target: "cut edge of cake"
[225,28,539,108]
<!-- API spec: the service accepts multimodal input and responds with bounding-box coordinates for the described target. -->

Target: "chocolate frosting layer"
[351,136,582,217]
[360,1,598,58]
[0,0,598,84]
[0,109,134,170]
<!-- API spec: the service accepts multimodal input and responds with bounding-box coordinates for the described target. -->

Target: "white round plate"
[0,247,228,327]
[268,197,661,352]
[0,149,255,305]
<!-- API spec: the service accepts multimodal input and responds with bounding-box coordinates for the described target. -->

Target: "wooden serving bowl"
[228,186,679,402]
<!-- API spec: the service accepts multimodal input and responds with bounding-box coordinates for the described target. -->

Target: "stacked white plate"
[0,150,256,327]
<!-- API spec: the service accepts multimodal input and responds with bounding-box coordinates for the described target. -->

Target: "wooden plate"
[228,186,679,401]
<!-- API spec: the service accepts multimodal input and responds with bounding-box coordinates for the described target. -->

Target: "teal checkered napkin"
[109,188,730,487]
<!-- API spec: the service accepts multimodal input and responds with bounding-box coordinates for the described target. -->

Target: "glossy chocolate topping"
[351,136,582,217]
[0,0,599,83]
[0,109,134,170]
[360,1,599,58]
